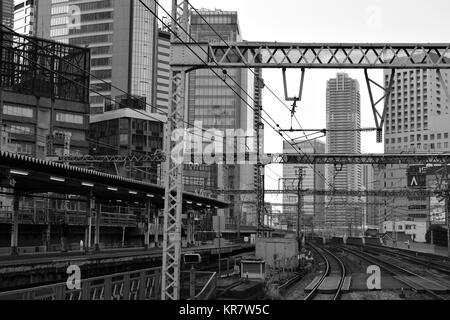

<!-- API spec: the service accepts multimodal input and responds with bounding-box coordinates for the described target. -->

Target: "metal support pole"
[46,196,51,252]
[218,214,222,277]
[85,191,93,252]
[155,210,159,248]
[94,202,101,251]
[160,0,189,301]
[296,167,304,251]
[122,226,126,248]
[189,265,196,299]
[145,201,151,250]
[10,193,19,256]
[446,190,450,258]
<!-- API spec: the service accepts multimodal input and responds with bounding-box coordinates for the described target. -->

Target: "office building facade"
[89,103,165,184]
[33,0,158,115]
[13,0,35,36]
[326,73,362,236]
[1,0,14,29]
[0,29,90,158]
[380,56,450,228]
[186,9,255,224]
[153,29,170,115]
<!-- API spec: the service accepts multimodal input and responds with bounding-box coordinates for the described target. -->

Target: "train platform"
[0,243,255,267]
[318,276,343,294]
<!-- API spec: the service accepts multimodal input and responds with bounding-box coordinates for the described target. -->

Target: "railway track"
[305,243,346,300]
[360,244,450,275]
[340,245,448,300]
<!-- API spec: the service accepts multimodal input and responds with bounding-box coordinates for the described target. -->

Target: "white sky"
[158,0,450,198]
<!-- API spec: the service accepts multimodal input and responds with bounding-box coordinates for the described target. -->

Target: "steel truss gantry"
[162,0,450,300]
[172,42,450,142]
[216,189,433,197]
[171,43,450,70]
[267,153,450,165]
[61,153,450,166]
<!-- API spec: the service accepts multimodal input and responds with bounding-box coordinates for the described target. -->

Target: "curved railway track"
[360,244,450,275]
[340,245,448,300]
[305,243,346,300]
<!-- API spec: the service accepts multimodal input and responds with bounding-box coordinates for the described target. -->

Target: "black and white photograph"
[0,0,450,311]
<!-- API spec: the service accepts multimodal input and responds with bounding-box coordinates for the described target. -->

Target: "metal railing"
[0,267,161,300]
[191,272,217,300]
[0,208,140,227]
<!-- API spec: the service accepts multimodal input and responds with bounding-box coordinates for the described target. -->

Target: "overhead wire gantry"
[160,0,450,300]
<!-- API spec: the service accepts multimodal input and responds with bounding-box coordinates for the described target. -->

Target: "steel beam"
[57,153,165,164]
[364,69,395,142]
[266,153,450,165]
[10,193,19,256]
[171,42,450,69]
[94,202,101,252]
[216,189,432,197]
[67,153,450,165]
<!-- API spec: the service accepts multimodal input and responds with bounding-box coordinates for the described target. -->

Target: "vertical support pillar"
[45,196,51,252]
[161,0,189,301]
[154,209,159,248]
[446,190,450,258]
[94,202,101,252]
[85,192,93,252]
[144,200,151,250]
[122,226,126,248]
[10,193,19,256]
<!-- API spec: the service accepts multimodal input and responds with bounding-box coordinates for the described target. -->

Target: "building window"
[9,125,34,135]
[56,113,84,125]
[120,134,128,145]
[3,104,34,118]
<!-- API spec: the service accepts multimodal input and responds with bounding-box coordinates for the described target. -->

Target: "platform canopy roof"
[0,152,228,209]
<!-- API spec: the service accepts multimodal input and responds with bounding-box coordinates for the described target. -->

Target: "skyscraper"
[35,0,158,115]
[153,28,171,115]
[186,9,255,224]
[1,0,14,29]
[326,73,362,236]
[282,140,326,232]
[13,0,35,35]
[380,55,450,228]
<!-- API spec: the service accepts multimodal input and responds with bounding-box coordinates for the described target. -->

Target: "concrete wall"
[255,237,298,269]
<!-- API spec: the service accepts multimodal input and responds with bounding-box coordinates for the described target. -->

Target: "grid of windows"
[3,104,34,118]
[56,112,84,124]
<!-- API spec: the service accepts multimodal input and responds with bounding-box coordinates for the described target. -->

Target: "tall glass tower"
[1,0,14,29]
[186,9,256,225]
[35,0,158,115]
[326,73,362,236]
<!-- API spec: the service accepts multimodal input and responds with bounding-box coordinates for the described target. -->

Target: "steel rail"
[340,246,447,300]
[305,242,346,300]
[362,244,450,275]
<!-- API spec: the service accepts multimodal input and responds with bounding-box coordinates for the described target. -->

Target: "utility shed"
[255,237,299,269]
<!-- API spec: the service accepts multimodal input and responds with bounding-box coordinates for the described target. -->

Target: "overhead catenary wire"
[150,1,371,228]
[151,0,372,234]
[186,0,322,153]
[147,0,336,192]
